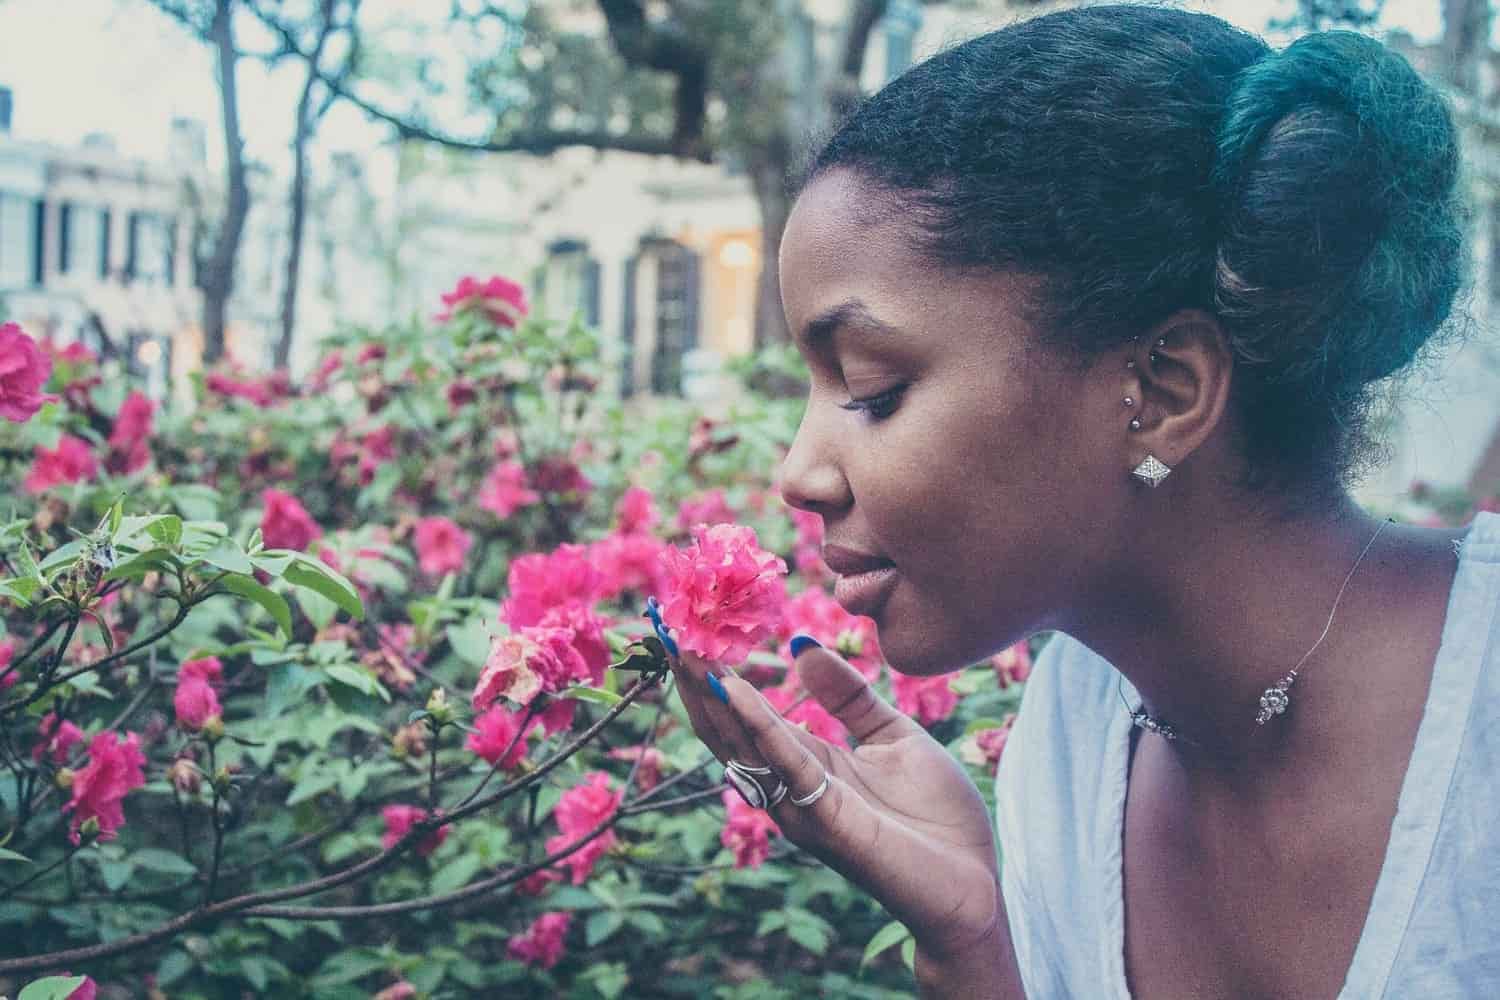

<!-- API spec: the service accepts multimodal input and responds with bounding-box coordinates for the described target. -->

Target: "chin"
[877,632,971,677]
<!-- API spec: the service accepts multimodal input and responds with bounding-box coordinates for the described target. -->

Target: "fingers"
[795,645,922,745]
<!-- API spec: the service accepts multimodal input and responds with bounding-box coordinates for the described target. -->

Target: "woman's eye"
[838,385,905,421]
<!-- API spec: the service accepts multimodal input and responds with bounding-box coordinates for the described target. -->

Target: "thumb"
[792,640,921,745]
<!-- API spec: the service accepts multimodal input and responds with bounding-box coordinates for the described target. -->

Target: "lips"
[822,545,899,617]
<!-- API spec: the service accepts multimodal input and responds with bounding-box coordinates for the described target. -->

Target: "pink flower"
[446,378,478,411]
[357,425,397,486]
[765,681,848,747]
[356,343,386,365]
[535,602,610,687]
[0,636,17,691]
[615,485,660,535]
[467,705,530,769]
[675,488,737,532]
[545,772,621,884]
[961,714,1017,775]
[472,627,589,710]
[991,640,1032,689]
[499,544,605,628]
[777,587,882,681]
[0,322,58,422]
[307,350,343,391]
[478,461,540,518]
[516,866,563,897]
[436,274,529,327]
[31,712,84,765]
[179,656,224,687]
[62,730,146,844]
[608,745,664,792]
[24,435,96,493]
[533,698,576,736]
[260,489,322,551]
[720,788,780,868]
[506,911,571,969]
[413,516,472,577]
[789,507,831,583]
[588,532,668,601]
[658,523,788,665]
[533,455,592,499]
[381,804,448,857]
[372,981,417,1000]
[173,675,222,731]
[106,390,154,474]
[55,974,96,1000]
[891,672,960,726]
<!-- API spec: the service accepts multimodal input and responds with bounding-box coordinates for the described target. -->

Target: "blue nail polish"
[789,634,822,658]
[707,673,729,704]
[643,596,679,658]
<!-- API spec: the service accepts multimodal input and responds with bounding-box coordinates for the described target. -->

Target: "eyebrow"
[800,299,902,345]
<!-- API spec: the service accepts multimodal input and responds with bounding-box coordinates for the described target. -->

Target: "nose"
[777,396,850,515]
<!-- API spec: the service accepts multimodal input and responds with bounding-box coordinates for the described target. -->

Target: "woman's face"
[777,170,1128,675]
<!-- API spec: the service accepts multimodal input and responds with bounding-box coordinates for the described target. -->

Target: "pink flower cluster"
[381,804,449,857]
[260,489,322,551]
[507,911,571,969]
[720,788,780,868]
[657,523,787,665]
[776,586,882,681]
[545,771,621,884]
[205,365,291,408]
[0,322,58,422]
[436,275,529,327]
[24,435,96,494]
[466,704,532,769]
[478,461,540,518]
[32,712,84,765]
[105,390,154,475]
[62,730,147,844]
[412,515,472,577]
[891,671,960,727]
[961,714,1017,775]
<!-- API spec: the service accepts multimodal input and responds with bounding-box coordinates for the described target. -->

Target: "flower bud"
[169,758,202,796]
[391,722,428,759]
[78,816,100,843]
[212,766,233,796]
[200,715,225,743]
[425,687,454,726]
[55,767,75,790]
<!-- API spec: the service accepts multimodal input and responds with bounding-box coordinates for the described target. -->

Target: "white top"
[994,511,1500,998]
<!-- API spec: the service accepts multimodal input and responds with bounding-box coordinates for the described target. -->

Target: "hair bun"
[1210,30,1466,395]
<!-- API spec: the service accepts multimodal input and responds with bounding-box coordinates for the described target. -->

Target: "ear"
[1126,309,1234,473]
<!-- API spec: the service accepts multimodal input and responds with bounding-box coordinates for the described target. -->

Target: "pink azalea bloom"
[765,681,848,747]
[588,531,668,601]
[991,639,1033,689]
[674,488,736,532]
[516,866,564,897]
[413,515,472,577]
[357,425,397,486]
[545,771,621,884]
[506,911,571,969]
[777,587,883,681]
[961,714,1017,775]
[260,488,322,551]
[56,974,96,1000]
[179,656,224,687]
[173,675,222,731]
[608,745,664,792]
[355,343,386,365]
[436,274,529,327]
[106,390,155,474]
[498,544,605,628]
[533,698,576,736]
[0,322,58,422]
[658,523,788,665]
[24,435,97,493]
[720,788,781,868]
[467,705,530,769]
[31,712,84,765]
[535,603,610,687]
[533,454,592,499]
[62,730,146,844]
[615,485,660,535]
[381,803,448,857]
[0,636,17,691]
[307,350,343,391]
[372,981,417,1000]
[446,378,478,411]
[891,671,960,726]
[472,627,589,710]
[478,461,541,519]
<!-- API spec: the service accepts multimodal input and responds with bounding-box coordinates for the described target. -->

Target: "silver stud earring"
[1156,337,1166,346]
[1123,396,1135,407]
[1149,351,1159,363]
[1132,454,1171,487]
[1129,417,1142,431]
[1126,359,1136,369]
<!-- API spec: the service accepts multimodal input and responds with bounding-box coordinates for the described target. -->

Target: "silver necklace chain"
[1118,517,1393,748]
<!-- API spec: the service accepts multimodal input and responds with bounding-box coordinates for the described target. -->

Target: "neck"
[1064,494,1391,781]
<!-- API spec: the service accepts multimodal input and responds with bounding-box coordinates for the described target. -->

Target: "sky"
[0,0,1449,182]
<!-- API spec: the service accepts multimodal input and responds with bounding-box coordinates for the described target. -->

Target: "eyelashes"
[837,385,906,421]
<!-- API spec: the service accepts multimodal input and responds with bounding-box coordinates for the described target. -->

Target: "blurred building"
[0,87,199,401]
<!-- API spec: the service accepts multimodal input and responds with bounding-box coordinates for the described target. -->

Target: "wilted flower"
[62,730,147,845]
[657,523,787,665]
[506,911,571,969]
[472,627,589,710]
[168,757,202,795]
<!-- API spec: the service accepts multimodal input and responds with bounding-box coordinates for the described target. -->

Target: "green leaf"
[98,858,135,891]
[220,573,293,638]
[0,846,32,864]
[199,538,254,575]
[155,950,194,987]
[144,514,183,548]
[445,618,492,668]
[325,664,390,703]
[0,577,38,605]
[585,909,625,947]
[431,853,483,895]
[286,769,340,807]
[901,936,916,971]
[283,556,363,620]
[558,686,622,707]
[313,948,391,986]
[297,587,338,630]
[249,552,295,578]
[132,848,197,877]
[18,975,88,1000]
[860,920,911,969]
[169,483,221,520]
[963,717,1012,737]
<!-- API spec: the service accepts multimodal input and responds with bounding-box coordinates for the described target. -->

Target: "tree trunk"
[749,129,793,350]
[201,0,249,367]
[1443,0,1492,95]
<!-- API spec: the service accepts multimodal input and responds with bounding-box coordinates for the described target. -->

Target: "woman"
[672,6,1499,998]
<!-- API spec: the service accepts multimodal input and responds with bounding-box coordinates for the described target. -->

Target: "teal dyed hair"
[807,6,1471,508]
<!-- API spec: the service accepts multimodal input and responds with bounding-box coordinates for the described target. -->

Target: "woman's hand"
[672,643,1023,995]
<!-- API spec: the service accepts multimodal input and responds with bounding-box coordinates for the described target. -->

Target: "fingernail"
[706,673,729,705]
[643,596,679,658]
[789,634,822,658]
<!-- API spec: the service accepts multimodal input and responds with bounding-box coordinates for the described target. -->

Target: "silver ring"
[767,782,788,807]
[724,760,779,810]
[727,759,774,776]
[789,774,829,808]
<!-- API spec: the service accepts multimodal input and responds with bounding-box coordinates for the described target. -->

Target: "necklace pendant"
[1255,673,1297,725]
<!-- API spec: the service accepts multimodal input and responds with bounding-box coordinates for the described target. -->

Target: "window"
[0,192,39,289]
[125,211,171,284]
